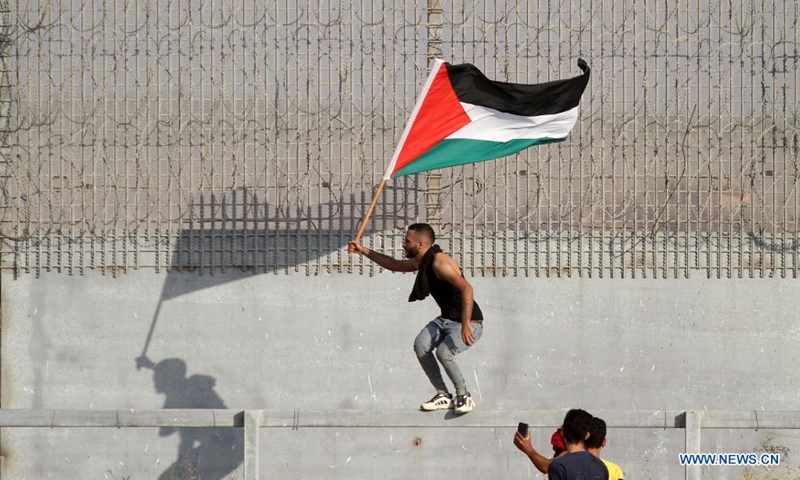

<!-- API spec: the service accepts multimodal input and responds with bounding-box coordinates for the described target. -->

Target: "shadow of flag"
[139,184,420,360]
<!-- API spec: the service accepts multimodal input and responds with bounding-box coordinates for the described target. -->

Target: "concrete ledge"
[4,409,800,480]
[2,409,800,429]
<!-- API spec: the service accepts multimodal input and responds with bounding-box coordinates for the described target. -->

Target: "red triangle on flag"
[389,65,471,178]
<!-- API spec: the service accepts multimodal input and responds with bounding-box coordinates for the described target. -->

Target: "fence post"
[685,410,702,480]
[425,0,443,227]
[244,410,262,480]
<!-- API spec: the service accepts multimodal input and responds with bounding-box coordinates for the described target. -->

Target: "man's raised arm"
[348,240,418,272]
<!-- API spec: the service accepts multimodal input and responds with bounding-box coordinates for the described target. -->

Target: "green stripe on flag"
[392,137,565,178]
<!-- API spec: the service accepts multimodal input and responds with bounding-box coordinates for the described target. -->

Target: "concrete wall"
[2,270,800,479]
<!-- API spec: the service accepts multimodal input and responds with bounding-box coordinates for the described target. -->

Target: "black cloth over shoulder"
[408,244,483,321]
[409,244,442,302]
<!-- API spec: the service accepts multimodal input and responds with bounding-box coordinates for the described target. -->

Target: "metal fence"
[2,1,799,277]
[2,408,799,480]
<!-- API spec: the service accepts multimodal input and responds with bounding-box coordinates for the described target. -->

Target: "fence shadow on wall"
[158,185,417,294]
[147,186,415,340]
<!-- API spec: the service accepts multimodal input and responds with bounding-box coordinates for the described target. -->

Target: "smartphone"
[517,422,529,437]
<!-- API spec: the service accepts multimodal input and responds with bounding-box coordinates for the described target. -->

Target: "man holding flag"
[349,58,589,412]
[349,223,483,413]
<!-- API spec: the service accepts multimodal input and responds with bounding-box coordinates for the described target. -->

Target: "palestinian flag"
[383,58,590,179]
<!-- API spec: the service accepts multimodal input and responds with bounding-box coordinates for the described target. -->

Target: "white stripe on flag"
[447,104,579,142]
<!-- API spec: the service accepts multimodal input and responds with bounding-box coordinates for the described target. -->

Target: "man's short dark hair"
[408,223,436,244]
[560,409,594,445]
[585,416,607,449]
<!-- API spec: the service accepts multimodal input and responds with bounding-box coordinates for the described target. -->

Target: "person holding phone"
[514,422,563,474]
[514,409,608,480]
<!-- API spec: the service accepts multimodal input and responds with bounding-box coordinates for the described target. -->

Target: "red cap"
[551,428,566,452]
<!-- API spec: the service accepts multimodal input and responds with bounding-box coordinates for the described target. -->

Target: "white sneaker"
[454,392,475,414]
[420,393,453,411]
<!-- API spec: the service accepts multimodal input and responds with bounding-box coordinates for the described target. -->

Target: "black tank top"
[422,252,484,321]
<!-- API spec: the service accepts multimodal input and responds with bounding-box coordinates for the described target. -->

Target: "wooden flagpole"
[351,60,445,245]
[353,178,386,243]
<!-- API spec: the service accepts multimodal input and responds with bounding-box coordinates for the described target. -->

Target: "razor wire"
[1,0,798,277]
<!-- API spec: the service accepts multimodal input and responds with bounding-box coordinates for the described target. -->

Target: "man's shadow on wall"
[137,356,243,480]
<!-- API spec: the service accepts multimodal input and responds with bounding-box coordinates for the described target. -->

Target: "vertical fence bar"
[425,0,442,229]
[0,0,10,280]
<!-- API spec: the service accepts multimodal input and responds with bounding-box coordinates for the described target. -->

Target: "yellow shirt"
[602,459,624,480]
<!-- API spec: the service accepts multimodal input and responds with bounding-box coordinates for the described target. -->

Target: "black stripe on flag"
[446,59,590,117]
